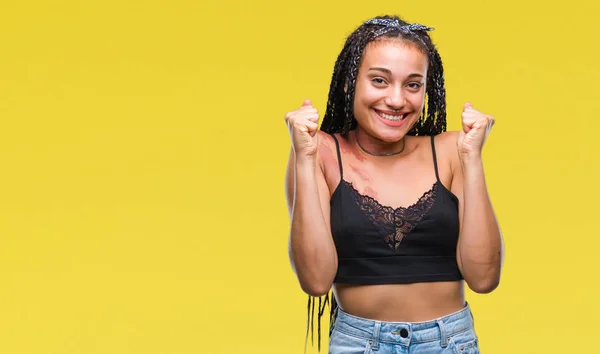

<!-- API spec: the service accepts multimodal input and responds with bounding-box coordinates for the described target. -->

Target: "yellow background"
[0,0,598,353]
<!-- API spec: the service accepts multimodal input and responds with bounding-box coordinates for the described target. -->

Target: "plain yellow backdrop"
[1,0,599,353]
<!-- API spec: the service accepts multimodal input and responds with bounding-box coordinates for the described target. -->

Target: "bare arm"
[443,131,504,294]
[285,132,338,296]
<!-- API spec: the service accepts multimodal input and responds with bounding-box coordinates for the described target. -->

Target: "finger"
[461,116,474,133]
[462,110,485,121]
[306,120,318,129]
[468,107,483,115]
[463,102,473,111]
[307,114,319,123]
[472,120,488,130]
[461,113,476,126]
[302,99,312,107]
[304,122,318,134]
[295,119,318,130]
[299,107,318,115]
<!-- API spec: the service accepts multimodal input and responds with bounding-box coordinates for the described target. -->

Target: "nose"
[384,85,405,109]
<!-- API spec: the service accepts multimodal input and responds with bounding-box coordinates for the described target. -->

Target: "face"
[352,39,428,142]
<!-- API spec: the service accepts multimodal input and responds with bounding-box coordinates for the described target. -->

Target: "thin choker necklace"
[355,133,405,157]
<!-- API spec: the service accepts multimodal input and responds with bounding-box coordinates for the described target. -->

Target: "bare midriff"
[333,281,465,322]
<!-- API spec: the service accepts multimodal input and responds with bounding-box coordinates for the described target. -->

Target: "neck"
[354,129,406,157]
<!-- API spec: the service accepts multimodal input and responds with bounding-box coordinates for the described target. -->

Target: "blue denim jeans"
[328,303,479,354]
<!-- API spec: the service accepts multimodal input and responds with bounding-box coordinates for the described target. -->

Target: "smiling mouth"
[374,109,407,122]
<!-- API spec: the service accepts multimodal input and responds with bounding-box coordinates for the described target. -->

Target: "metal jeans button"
[392,328,409,338]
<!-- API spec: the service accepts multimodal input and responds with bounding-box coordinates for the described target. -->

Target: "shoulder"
[411,131,458,155]
[316,130,335,146]
[433,131,459,157]
[316,130,337,157]
[432,131,461,174]
[315,130,343,191]
[433,130,459,146]
[315,130,338,169]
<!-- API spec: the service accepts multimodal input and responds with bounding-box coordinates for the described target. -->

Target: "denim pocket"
[328,328,372,354]
[449,329,479,354]
[453,339,478,354]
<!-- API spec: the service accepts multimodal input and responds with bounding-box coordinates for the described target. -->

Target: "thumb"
[302,99,313,107]
[463,102,473,112]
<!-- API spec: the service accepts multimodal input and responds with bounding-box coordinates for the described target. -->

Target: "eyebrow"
[368,67,424,78]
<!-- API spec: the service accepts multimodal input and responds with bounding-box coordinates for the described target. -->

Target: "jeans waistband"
[332,303,474,347]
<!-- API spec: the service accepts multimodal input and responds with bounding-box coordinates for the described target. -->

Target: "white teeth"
[378,112,405,121]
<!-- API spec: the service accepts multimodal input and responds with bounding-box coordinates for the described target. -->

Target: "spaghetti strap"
[430,135,441,182]
[330,134,343,180]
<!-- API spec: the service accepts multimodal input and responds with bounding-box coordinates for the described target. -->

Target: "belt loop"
[436,319,448,348]
[370,321,381,350]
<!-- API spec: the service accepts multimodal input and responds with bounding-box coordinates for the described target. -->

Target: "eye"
[407,82,423,90]
[371,77,387,85]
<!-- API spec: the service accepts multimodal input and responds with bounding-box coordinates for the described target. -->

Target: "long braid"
[342,32,377,134]
[413,33,447,135]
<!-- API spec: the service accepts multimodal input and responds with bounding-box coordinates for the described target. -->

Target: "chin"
[374,130,408,143]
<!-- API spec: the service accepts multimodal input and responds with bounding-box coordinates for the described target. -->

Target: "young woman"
[284,15,503,354]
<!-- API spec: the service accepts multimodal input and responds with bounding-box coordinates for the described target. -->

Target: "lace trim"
[344,180,438,250]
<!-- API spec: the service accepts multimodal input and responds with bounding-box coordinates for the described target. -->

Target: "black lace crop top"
[329,134,464,284]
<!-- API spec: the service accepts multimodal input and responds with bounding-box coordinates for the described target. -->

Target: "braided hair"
[319,15,447,137]
[306,15,448,352]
